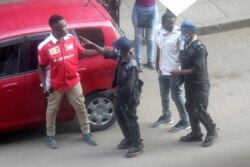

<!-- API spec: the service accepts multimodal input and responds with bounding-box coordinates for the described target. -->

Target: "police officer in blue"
[82,36,144,157]
[170,20,218,147]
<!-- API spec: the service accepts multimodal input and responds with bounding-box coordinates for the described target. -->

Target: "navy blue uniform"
[181,40,216,135]
[104,50,143,148]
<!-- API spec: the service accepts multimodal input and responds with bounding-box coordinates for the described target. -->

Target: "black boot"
[180,112,203,142]
[180,132,203,142]
[125,142,143,158]
[202,127,218,147]
[117,138,132,150]
[194,105,218,147]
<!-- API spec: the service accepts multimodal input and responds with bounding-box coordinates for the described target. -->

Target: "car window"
[25,31,76,72]
[74,28,105,48]
[27,39,43,71]
[25,33,49,72]
[0,38,24,78]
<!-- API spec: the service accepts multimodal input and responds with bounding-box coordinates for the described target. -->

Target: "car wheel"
[85,92,116,132]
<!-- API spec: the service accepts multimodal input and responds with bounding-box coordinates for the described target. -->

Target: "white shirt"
[155,24,184,75]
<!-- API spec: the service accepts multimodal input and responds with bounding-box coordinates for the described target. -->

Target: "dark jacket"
[181,40,209,84]
[103,49,143,105]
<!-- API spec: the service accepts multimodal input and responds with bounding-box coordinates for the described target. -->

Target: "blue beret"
[112,37,132,52]
[180,20,197,33]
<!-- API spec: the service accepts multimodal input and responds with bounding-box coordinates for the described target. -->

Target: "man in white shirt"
[151,11,190,132]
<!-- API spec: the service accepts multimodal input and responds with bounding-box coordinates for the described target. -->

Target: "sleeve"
[38,46,49,66]
[103,49,119,60]
[191,46,207,74]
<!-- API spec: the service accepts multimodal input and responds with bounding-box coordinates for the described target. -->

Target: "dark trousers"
[185,82,216,134]
[115,98,142,147]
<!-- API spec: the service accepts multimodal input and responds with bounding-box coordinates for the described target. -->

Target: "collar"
[186,35,198,48]
[161,25,179,35]
[121,52,134,63]
[50,33,70,44]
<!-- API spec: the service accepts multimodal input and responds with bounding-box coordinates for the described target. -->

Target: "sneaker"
[202,129,218,147]
[117,139,132,150]
[125,143,144,158]
[138,63,144,72]
[46,136,58,149]
[83,133,97,146]
[147,62,156,70]
[180,132,203,142]
[151,116,173,128]
[169,120,191,133]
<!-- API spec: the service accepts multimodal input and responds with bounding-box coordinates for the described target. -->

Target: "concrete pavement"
[120,0,250,36]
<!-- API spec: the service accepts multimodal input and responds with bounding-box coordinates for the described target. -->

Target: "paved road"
[1,27,250,167]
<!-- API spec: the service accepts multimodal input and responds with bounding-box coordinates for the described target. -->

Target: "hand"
[79,36,93,47]
[170,69,181,76]
[44,88,53,98]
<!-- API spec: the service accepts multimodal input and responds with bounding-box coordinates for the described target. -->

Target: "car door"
[23,33,75,125]
[74,27,117,95]
[0,37,27,132]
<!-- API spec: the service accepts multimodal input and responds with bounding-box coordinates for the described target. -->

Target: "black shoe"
[202,130,218,147]
[117,139,132,150]
[147,62,156,70]
[83,133,97,146]
[46,136,58,149]
[180,132,203,142]
[138,63,144,72]
[125,143,144,158]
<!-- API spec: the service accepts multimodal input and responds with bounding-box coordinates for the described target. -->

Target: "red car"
[0,0,121,132]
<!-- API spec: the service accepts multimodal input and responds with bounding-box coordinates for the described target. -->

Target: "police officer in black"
[170,20,218,147]
[81,36,143,157]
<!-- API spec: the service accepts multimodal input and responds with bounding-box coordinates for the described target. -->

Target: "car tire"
[85,91,116,132]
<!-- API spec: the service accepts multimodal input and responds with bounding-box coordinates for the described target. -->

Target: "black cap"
[112,37,132,52]
[180,20,197,33]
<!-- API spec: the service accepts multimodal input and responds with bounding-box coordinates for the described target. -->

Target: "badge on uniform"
[65,43,73,51]
[49,46,60,56]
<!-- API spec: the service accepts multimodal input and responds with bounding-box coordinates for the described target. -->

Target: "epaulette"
[191,40,202,49]
[125,59,137,70]
[130,59,138,67]
[191,40,207,51]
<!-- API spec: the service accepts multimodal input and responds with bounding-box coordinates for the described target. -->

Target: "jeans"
[132,4,159,64]
[158,74,189,122]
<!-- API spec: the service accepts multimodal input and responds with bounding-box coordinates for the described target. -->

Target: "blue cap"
[112,37,132,52]
[180,20,197,33]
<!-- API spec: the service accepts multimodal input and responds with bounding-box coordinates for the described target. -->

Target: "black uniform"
[104,50,143,148]
[181,40,216,136]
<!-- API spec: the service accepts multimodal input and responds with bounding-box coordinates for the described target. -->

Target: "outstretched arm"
[79,36,118,60]
[79,36,106,54]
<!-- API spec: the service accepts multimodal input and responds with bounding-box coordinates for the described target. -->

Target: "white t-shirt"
[155,24,184,75]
